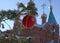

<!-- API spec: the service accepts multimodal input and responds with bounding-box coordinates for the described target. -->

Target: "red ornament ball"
[22,15,36,29]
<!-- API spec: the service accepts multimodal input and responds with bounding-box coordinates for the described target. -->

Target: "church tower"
[47,0,59,43]
[48,0,59,35]
[41,3,47,24]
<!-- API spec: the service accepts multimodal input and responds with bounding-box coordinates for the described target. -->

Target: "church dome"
[41,13,47,18]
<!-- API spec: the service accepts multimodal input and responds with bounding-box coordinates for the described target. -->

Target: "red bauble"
[22,15,36,29]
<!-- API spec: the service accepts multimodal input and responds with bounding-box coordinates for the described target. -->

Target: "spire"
[41,1,47,24]
[41,0,46,14]
[41,3,47,18]
[30,0,33,2]
[48,0,57,24]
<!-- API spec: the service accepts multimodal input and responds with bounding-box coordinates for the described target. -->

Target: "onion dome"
[41,13,47,18]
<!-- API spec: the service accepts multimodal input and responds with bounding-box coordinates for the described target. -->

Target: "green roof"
[48,6,57,24]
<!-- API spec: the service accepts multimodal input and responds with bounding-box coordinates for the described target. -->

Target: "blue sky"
[0,0,60,31]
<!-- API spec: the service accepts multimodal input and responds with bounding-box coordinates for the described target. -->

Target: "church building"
[20,1,59,43]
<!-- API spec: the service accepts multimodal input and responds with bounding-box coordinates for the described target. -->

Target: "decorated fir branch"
[0,0,38,29]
